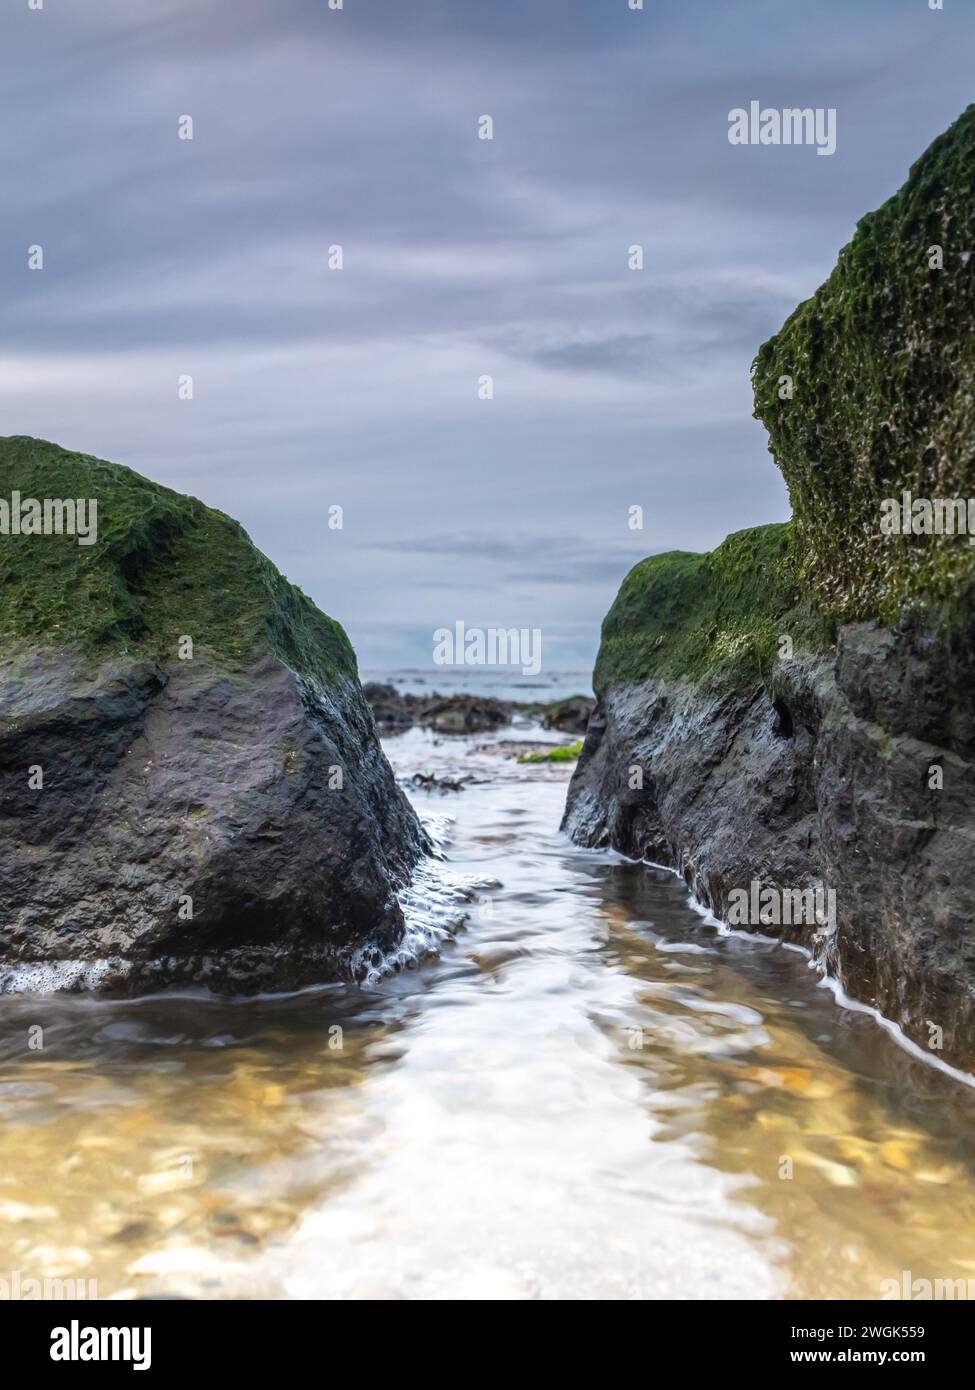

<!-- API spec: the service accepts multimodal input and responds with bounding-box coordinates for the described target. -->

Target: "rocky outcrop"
[752,103,975,620]
[540,696,594,735]
[566,610,975,1067]
[363,683,593,736]
[363,683,511,734]
[0,437,427,994]
[563,106,975,1071]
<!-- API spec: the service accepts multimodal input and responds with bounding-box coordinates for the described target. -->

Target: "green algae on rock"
[752,103,975,622]
[564,106,975,1072]
[595,522,833,693]
[0,436,355,693]
[517,739,584,764]
[0,437,428,994]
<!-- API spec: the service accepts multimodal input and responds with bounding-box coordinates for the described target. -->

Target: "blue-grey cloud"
[1,0,972,669]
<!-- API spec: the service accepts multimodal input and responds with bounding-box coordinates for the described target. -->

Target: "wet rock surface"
[0,439,428,994]
[564,106,975,1072]
[0,648,428,996]
[563,613,975,1069]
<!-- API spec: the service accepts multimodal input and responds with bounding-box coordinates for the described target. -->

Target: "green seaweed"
[517,739,585,764]
[0,436,356,690]
[598,105,975,695]
[752,103,975,621]
[594,523,833,693]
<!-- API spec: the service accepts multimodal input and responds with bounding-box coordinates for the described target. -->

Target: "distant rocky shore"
[363,682,594,736]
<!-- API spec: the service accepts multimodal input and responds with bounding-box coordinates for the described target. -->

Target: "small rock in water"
[408,771,475,793]
[541,695,595,734]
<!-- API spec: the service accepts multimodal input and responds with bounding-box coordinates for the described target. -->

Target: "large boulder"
[752,102,975,618]
[0,437,428,994]
[563,107,975,1071]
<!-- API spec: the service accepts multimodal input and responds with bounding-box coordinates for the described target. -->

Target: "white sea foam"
[0,957,126,994]
[353,812,490,985]
[653,858,975,1091]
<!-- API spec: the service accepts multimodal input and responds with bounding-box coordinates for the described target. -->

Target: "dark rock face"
[0,648,427,994]
[0,436,429,995]
[564,107,975,1072]
[563,611,975,1070]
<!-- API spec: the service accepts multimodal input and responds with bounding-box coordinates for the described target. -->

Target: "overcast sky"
[2,0,972,671]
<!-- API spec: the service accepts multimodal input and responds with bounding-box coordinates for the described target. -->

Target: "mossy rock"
[0,437,427,995]
[0,436,356,692]
[752,103,975,621]
[594,522,833,692]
